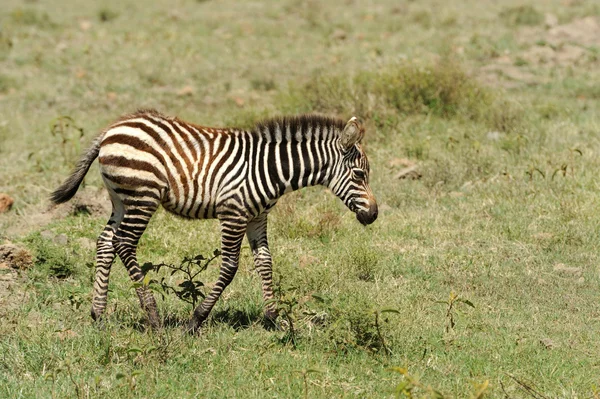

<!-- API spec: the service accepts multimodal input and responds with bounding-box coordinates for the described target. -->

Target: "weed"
[436,291,475,344]
[294,368,323,399]
[49,116,85,166]
[281,60,502,126]
[0,74,16,94]
[389,367,445,398]
[140,249,221,309]
[98,8,119,22]
[26,234,78,279]
[320,294,399,355]
[250,77,277,91]
[269,279,301,347]
[9,8,55,28]
[500,5,544,26]
[348,246,379,282]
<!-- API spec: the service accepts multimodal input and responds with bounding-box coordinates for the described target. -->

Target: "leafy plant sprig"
[138,249,221,309]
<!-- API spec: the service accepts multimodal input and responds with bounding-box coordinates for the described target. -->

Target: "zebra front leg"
[246,214,278,325]
[188,218,246,333]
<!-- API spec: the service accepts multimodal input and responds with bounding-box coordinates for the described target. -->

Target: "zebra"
[51,109,378,332]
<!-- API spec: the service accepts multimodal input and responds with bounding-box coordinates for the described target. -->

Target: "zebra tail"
[50,133,104,204]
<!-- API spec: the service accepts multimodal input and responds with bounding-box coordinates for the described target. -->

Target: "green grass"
[1,0,600,397]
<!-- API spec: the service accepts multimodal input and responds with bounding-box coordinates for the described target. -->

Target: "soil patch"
[3,187,110,238]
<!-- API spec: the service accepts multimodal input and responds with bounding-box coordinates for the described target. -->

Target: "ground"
[1,0,600,397]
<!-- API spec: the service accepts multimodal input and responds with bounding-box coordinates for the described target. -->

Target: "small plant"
[500,5,543,27]
[44,358,85,399]
[389,367,444,398]
[293,368,323,399]
[116,370,142,392]
[389,368,489,398]
[250,77,277,91]
[27,234,78,279]
[315,292,400,355]
[268,280,301,347]
[348,246,379,282]
[9,8,55,28]
[140,249,221,309]
[49,116,85,166]
[98,8,119,22]
[435,291,474,343]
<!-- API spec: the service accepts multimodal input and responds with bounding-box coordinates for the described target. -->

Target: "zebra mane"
[254,114,346,142]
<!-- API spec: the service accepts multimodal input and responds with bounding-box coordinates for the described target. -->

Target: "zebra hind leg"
[113,201,161,329]
[188,218,247,333]
[90,220,118,322]
[91,191,125,322]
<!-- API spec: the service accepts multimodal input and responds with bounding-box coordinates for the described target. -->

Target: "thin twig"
[507,374,549,399]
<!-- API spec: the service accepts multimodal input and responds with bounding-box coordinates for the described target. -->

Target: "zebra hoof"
[91,307,103,321]
[186,318,202,335]
[262,312,281,331]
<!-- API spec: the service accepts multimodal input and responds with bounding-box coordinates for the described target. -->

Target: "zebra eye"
[353,169,366,180]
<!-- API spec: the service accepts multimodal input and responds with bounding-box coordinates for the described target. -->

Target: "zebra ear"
[340,117,364,149]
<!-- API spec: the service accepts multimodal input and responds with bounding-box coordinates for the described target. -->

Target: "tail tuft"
[50,135,103,204]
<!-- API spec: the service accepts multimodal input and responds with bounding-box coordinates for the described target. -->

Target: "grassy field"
[1,0,600,397]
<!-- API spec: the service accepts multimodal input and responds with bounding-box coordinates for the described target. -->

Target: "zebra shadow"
[210,306,264,331]
[110,307,266,332]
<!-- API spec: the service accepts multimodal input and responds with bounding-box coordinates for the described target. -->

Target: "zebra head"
[329,117,378,226]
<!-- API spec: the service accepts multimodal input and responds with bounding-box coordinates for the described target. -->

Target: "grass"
[1,0,600,397]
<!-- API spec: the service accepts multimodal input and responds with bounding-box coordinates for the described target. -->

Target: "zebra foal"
[51,110,378,332]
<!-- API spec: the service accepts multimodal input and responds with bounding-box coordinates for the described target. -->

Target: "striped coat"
[52,110,378,331]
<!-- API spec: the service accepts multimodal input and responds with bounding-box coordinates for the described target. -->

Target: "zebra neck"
[263,138,339,197]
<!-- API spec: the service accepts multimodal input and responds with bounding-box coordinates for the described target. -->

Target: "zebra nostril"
[370,203,378,219]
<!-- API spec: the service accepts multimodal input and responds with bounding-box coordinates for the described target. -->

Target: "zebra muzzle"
[356,202,378,226]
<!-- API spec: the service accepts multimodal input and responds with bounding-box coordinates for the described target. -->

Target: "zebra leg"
[91,191,125,322]
[90,221,117,321]
[246,214,278,325]
[188,218,246,332]
[113,204,161,329]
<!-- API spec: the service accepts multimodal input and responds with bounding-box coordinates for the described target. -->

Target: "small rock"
[533,232,553,240]
[577,277,585,285]
[77,237,96,251]
[394,165,422,180]
[0,193,14,213]
[544,13,558,28]
[553,263,582,276]
[54,234,68,246]
[298,254,318,268]
[177,85,194,96]
[56,329,78,341]
[331,29,347,41]
[41,230,56,241]
[79,20,92,31]
[486,131,502,141]
[388,158,415,168]
[540,337,556,349]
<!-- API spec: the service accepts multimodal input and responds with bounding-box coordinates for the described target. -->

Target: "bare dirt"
[477,16,600,88]
[2,187,110,238]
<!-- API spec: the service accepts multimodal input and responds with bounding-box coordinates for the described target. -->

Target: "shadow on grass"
[210,307,264,331]
[102,306,267,332]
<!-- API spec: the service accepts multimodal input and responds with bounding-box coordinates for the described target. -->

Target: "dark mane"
[253,114,346,141]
